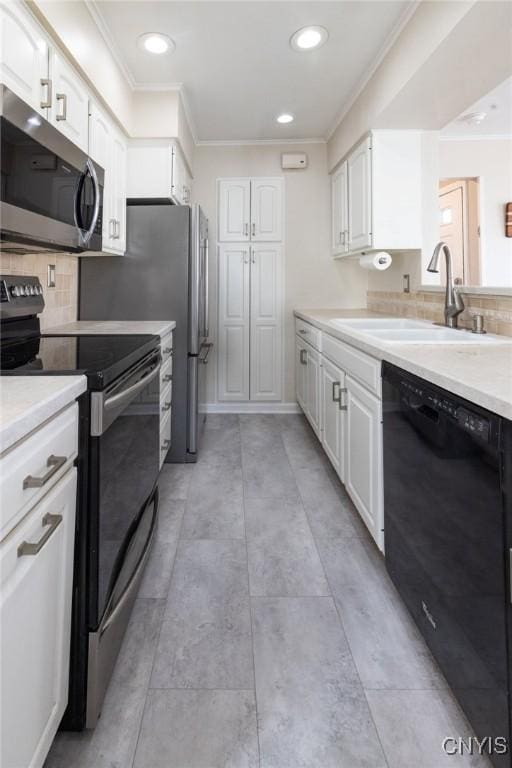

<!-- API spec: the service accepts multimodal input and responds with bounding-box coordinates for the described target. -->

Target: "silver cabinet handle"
[108,218,115,239]
[162,402,171,412]
[243,223,249,237]
[300,349,307,365]
[18,513,62,557]
[299,329,308,335]
[23,455,67,489]
[344,230,349,249]
[163,374,172,383]
[339,387,348,411]
[40,78,52,108]
[115,219,120,239]
[251,248,255,264]
[339,231,343,245]
[341,231,346,246]
[56,92,67,121]
[332,381,341,403]
[251,222,256,237]
[161,439,171,452]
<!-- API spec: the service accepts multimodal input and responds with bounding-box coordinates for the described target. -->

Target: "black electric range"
[1,274,162,731]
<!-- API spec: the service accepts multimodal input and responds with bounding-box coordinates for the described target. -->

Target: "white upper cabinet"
[347,136,372,252]
[331,161,348,256]
[126,140,192,205]
[218,178,283,242]
[251,178,283,241]
[331,131,422,258]
[0,1,48,115]
[250,244,282,401]
[49,50,89,152]
[217,244,251,401]
[218,179,251,241]
[89,102,127,254]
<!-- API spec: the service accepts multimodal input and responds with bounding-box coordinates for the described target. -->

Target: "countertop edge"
[0,376,87,455]
[44,320,177,338]
[294,309,512,420]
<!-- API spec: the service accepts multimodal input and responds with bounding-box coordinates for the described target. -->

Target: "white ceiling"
[91,1,412,142]
[441,76,512,139]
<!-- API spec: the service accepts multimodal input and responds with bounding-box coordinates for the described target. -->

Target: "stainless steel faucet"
[427,242,465,328]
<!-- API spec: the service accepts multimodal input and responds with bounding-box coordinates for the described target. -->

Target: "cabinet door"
[348,136,372,252]
[111,130,127,253]
[305,344,321,437]
[295,337,307,411]
[49,50,89,152]
[250,244,282,401]
[218,179,250,241]
[331,162,348,256]
[321,357,345,481]
[89,102,114,248]
[217,245,250,401]
[1,469,77,768]
[250,178,283,241]
[0,1,48,115]
[345,375,383,549]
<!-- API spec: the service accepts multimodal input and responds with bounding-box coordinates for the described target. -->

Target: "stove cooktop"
[1,333,159,390]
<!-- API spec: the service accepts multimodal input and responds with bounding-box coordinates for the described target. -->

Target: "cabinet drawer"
[160,381,172,416]
[160,355,173,391]
[295,319,321,351]
[322,334,381,396]
[159,409,172,468]
[161,332,173,363]
[0,404,79,542]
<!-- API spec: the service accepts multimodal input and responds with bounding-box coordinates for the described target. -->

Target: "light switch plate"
[47,264,56,288]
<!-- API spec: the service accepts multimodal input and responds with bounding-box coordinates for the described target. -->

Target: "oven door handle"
[104,361,161,412]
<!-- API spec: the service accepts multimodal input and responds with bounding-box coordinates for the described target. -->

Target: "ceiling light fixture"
[276,113,294,124]
[138,32,175,55]
[290,25,328,52]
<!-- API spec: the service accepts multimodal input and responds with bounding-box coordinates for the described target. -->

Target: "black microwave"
[0,86,104,254]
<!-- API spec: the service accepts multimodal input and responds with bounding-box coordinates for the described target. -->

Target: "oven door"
[89,349,161,627]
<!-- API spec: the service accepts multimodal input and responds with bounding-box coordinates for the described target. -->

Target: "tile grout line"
[130,468,195,768]
[240,416,263,768]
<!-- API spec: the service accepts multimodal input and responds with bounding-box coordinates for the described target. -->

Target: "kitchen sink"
[330,317,511,344]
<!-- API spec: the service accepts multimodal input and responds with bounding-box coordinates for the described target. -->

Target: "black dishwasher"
[382,362,510,767]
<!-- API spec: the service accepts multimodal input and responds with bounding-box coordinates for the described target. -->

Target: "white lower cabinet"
[320,357,345,482]
[345,375,383,548]
[1,468,77,768]
[295,318,384,550]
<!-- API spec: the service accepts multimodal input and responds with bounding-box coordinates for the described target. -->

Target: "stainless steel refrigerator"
[79,202,210,462]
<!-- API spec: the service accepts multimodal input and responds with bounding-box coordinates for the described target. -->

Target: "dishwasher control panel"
[457,407,490,442]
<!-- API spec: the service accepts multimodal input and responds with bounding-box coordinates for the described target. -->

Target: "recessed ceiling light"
[276,113,294,124]
[138,33,175,55]
[290,25,328,52]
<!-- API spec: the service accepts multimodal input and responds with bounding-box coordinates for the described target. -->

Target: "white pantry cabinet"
[218,177,283,242]
[331,161,348,256]
[0,0,48,115]
[320,357,346,481]
[331,130,422,258]
[218,244,282,402]
[89,102,127,254]
[217,244,251,401]
[126,139,192,205]
[345,374,383,546]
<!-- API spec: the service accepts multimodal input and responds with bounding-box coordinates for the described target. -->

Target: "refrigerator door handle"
[204,237,209,338]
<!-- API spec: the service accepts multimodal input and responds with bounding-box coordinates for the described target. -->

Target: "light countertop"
[45,320,176,338]
[294,308,512,420]
[0,376,87,454]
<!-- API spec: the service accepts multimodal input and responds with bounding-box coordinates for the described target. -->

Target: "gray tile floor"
[46,415,490,768]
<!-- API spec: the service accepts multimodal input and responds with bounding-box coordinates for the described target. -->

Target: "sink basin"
[365,328,511,344]
[331,318,426,330]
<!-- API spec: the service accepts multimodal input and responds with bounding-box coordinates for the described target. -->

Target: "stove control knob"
[25,284,33,295]
[10,285,20,297]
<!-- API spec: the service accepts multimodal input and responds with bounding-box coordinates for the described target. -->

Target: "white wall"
[191,142,368,404]
[439,138,512,286]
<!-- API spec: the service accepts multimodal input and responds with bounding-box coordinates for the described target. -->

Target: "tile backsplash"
[0,252,78,330]
[367,289,512,336]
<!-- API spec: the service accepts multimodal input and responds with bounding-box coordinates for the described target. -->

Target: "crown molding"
[440,133,512,142]
[325,0,421,141]
[196,138,326,147]
[86,0,137,89]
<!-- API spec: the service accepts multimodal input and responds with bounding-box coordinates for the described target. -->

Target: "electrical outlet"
[47,264,56,288]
